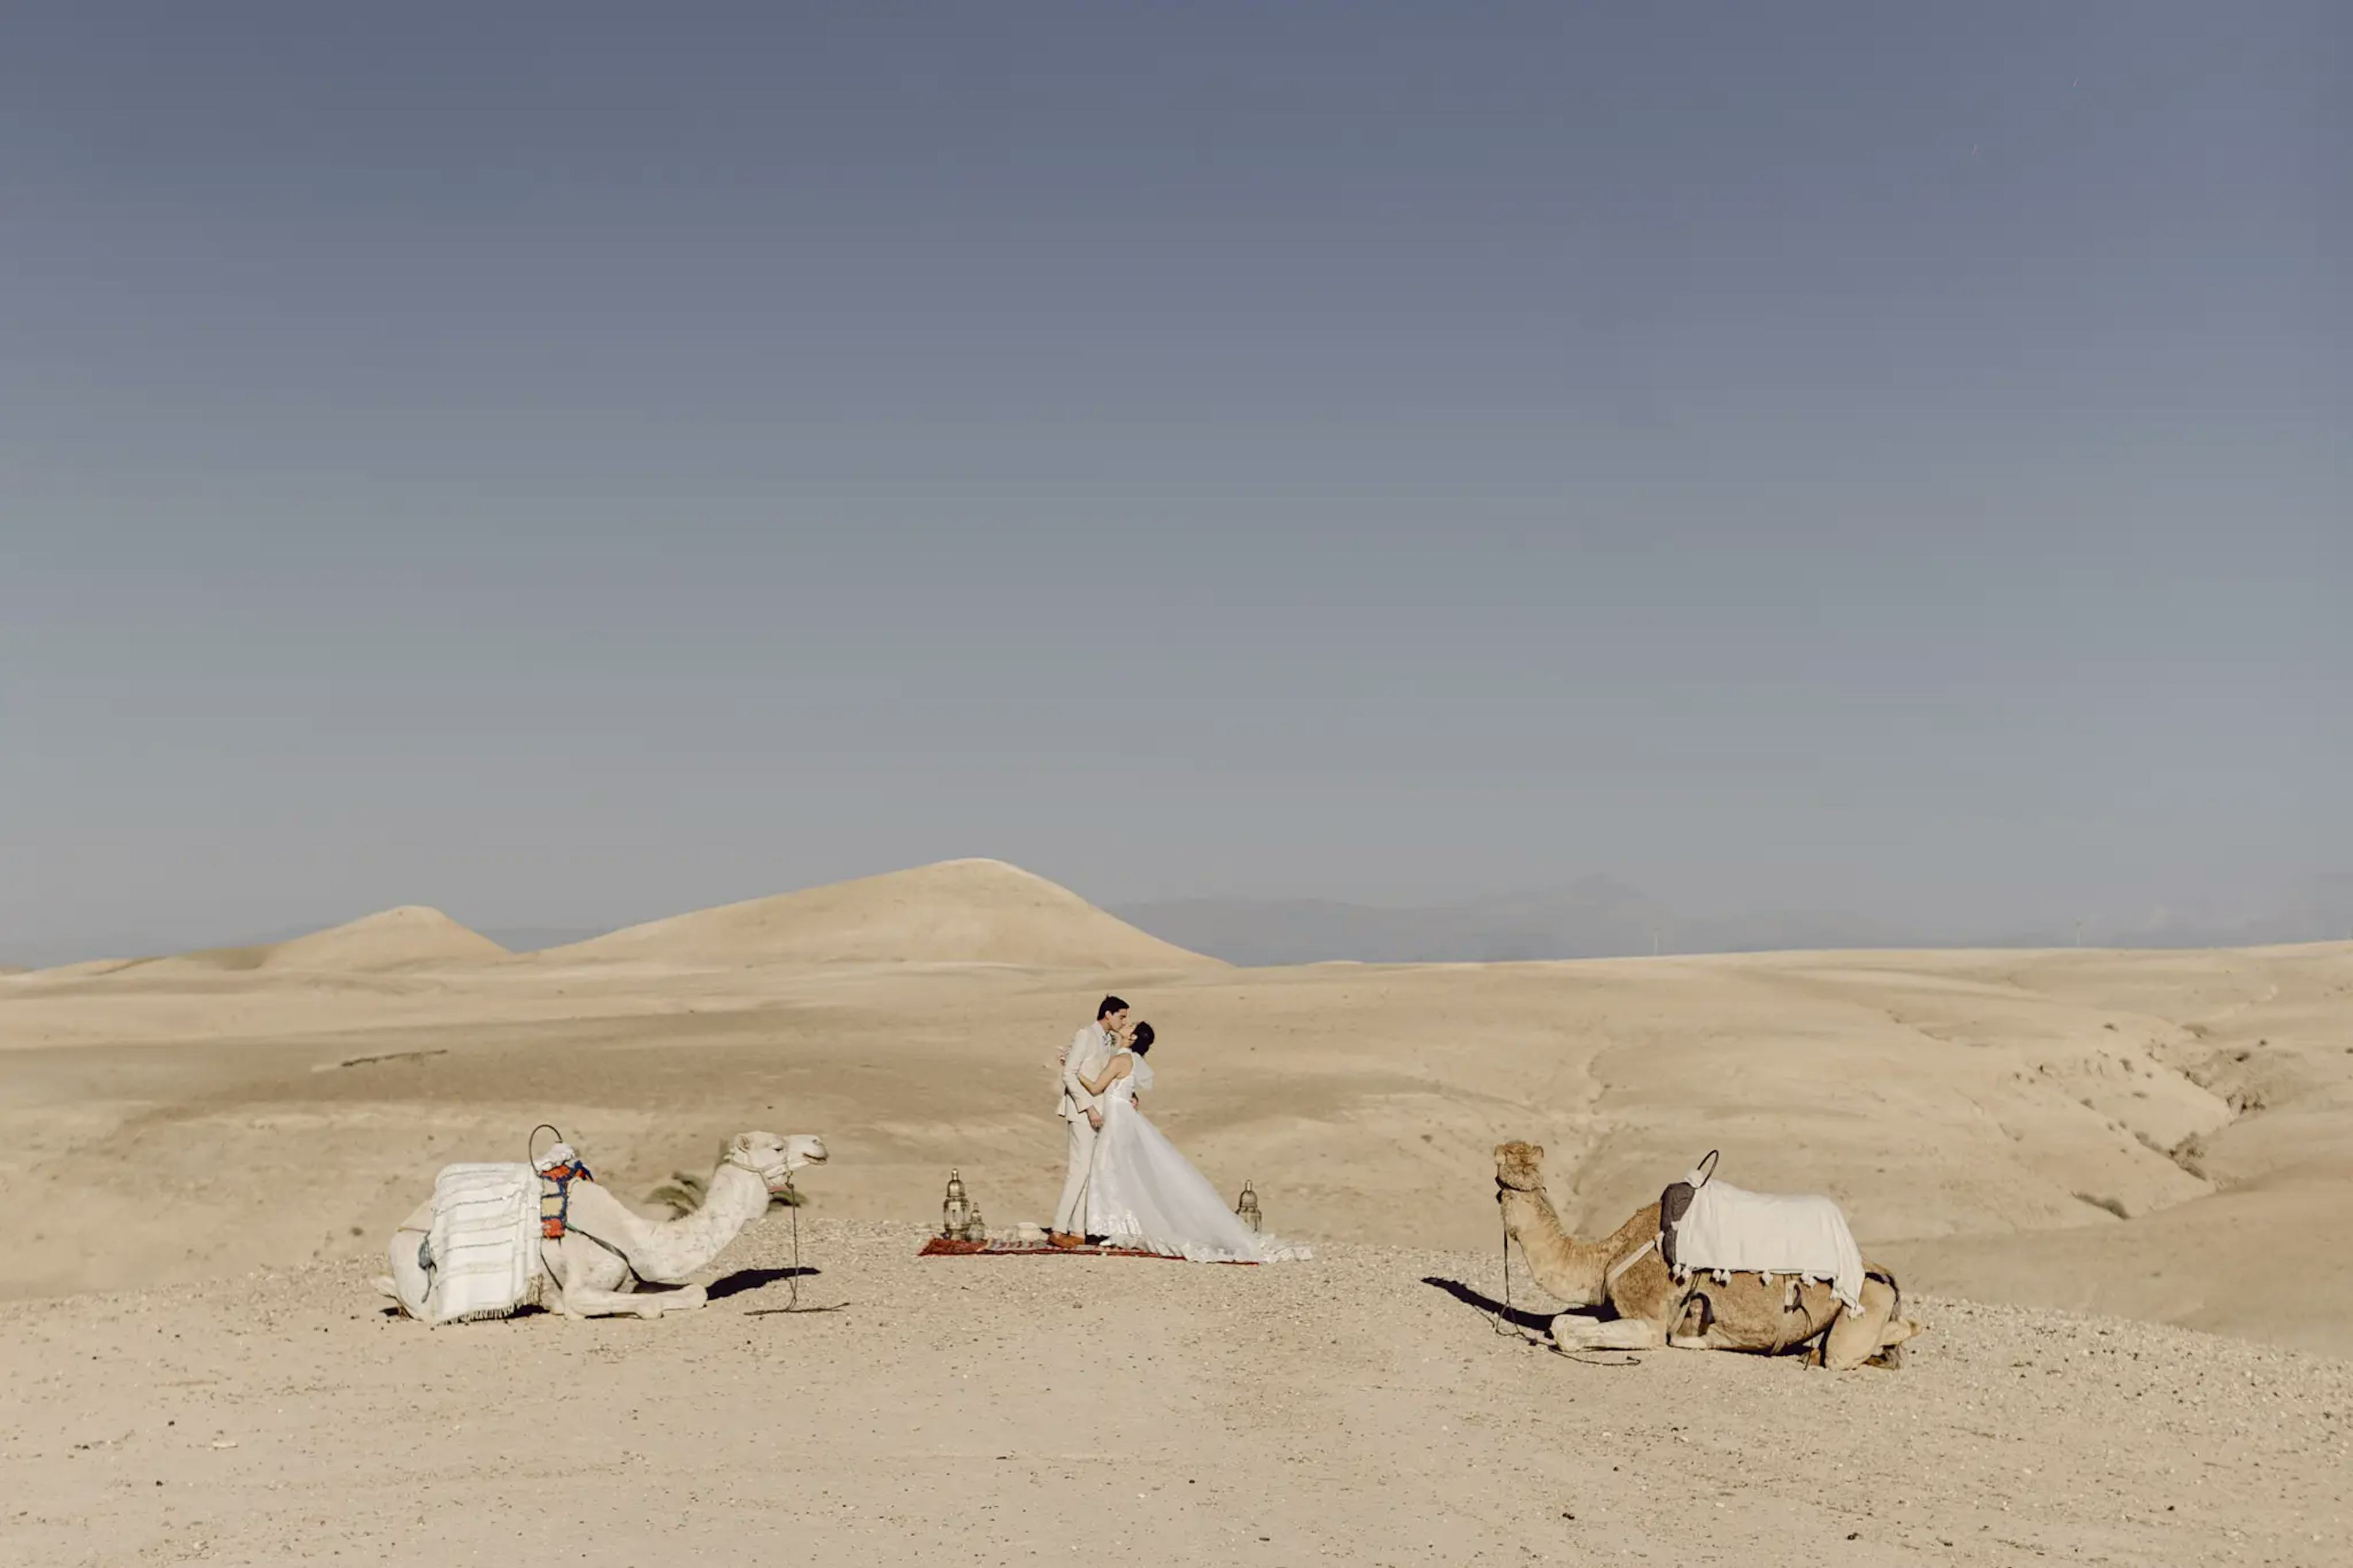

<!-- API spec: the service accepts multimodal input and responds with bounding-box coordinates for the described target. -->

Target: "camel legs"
[1821,1274,1918,1371]
[1549,1314,1668,1354]
[1871,1308,1927,1367]
[543,1237,710,1320]
[551,1281,709,1320]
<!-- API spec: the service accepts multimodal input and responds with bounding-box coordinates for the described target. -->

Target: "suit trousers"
[1053,1112,1098,1236]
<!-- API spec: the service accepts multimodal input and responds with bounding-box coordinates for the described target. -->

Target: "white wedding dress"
[1086,1052,1309,1263]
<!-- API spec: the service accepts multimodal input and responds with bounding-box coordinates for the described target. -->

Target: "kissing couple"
[1051,996,1307,1263]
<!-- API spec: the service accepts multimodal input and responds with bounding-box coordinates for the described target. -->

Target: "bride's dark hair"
[1129,1021,1155,1055]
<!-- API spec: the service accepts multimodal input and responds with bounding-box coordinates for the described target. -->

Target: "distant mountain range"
[10,869,2348,974]
[0,861,1214,975]
[1113,872,2353,966]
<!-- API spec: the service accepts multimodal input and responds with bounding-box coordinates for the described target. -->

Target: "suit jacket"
[1059,1022,1113,1124]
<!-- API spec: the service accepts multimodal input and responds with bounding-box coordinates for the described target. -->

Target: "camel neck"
[637,1162,770,1279]
[1498,1186,1616,1307]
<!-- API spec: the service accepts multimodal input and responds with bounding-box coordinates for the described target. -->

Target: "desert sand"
[3,858,2349,1565]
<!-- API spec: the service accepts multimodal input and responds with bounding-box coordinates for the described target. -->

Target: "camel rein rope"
[1493,1202,1520,1341]
[1493,1189,1643,1368]
[780,1168,803,1311]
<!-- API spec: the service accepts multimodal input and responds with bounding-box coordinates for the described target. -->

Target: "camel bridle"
[724,1144,813,1312]
[1493,1175,1645,1367]
[725,1144,800,1191]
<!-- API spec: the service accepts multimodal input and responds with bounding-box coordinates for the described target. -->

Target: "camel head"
[1494,1141,1547,1195]
[726,1131,830,1196]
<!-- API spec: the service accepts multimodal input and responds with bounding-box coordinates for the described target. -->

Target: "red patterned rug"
[918,1237,1257,1265]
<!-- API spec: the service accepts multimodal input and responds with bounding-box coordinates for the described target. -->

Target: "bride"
[1079,1022,1309,1263]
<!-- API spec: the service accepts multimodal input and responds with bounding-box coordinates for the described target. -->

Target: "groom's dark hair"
[1097,994,1129,1020]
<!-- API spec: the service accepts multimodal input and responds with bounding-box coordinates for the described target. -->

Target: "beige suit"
[1053,1022,1113,1235]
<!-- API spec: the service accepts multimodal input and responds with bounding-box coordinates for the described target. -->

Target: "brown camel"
[1493,1142,1923,1369]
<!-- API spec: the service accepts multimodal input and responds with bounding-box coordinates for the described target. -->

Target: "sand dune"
[540,858,1218,971]
[2,955,147,983]
[259,906,509,971]
[69,906,511,979]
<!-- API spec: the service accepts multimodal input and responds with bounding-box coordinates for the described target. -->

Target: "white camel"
[378,1131,827,1320]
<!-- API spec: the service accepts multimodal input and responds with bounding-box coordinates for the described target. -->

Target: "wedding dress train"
[1086,1053,1309,1263]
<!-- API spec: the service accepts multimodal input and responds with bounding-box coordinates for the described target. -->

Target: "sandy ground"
[6,931,2348,1348]
[4,863,2350,1563]
[3,1223,2346,1568]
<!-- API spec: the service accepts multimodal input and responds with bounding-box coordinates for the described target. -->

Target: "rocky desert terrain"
[3,859,2347,1565]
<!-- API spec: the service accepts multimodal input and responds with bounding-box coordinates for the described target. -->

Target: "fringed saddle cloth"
[1658,1160,1866,1313]
[421,1162,542,1325]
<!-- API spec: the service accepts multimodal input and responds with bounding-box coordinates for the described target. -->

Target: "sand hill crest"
[542,858,1216,971]
[129,906,511,975]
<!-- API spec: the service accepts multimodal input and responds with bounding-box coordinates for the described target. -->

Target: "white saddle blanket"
[423,1162,542,1325]
[1673,1178,1865,1312]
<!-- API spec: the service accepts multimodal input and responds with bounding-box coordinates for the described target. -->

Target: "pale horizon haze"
[4,2,2346,966]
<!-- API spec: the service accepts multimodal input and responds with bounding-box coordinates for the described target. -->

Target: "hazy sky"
[4,2,2345,960]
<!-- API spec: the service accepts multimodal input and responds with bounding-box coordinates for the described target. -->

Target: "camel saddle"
[1654,1150,1866,1312]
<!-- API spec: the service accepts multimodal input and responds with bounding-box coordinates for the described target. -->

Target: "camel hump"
[1670,1179,1867,1312]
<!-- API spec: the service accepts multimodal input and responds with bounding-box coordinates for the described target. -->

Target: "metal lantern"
[966,1200,987,1243]
[1235,1180,1262,1233]
[941,1168,974,1241]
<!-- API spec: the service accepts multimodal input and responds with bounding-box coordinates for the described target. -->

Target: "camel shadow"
[707,1265,821,1303]
[1421,1275,1556,1335]
[374,1270,830,1317]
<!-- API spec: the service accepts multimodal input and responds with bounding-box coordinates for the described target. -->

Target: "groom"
[1050,994,1129,1249]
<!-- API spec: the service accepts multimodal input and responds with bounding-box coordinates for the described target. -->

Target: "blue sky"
[3,2,2344,959]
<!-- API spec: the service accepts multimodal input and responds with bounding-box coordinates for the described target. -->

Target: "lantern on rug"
[941,1168,975,1241]
[966,1198,987,1243]
[1235,1180,1262,1233]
